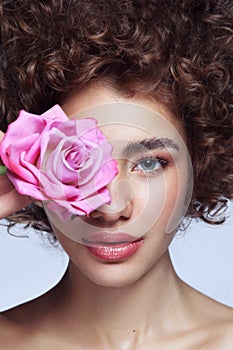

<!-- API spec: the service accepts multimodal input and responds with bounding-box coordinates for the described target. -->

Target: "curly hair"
[0,0,232,234]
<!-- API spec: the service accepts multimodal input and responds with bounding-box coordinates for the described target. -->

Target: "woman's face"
[45,83,193,288]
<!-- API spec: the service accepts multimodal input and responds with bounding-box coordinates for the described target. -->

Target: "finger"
[0,189,31,220]
[0,175,15,195]
[0,130,5,166]
[0,130,4,140]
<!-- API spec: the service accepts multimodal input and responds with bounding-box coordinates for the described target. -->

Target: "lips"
[83,232,144,261]
[83,232,138,245]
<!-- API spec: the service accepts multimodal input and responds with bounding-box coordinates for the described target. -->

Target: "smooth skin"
[0,82,233,349]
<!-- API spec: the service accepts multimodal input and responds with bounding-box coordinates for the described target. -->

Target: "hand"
[0,130,32,219]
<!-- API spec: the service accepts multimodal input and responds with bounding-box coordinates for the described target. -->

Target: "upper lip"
[82,232,140,245]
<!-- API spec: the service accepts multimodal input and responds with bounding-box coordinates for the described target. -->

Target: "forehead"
[71,103,182,144]
[61,83,187,145]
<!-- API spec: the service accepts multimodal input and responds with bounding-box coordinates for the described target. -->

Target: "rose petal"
[0,105,119,219]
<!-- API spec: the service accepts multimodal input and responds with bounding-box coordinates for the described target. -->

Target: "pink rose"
[0,105,118,221]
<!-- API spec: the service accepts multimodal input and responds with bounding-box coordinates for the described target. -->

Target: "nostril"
[89,210,101,219]
[87,178,134,224]
[119,215,130,221]
[88,200,133,224]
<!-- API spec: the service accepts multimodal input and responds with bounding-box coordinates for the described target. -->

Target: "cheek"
[160,163,191,232]
[51,223,83,259]
[163,169,180,212]
[129,174,168,235]
[132,165,188,234]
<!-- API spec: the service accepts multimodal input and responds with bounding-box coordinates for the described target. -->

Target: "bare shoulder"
[0,287,65,349]
[0,293,51,349]
[217,320,233,347]
[0,306,51,350]
[198,296,233,348]
[177,304,233,349]
[0,312,27,349]
[0,312,15,335]
[179,282,233,348]
[199,319,233,349]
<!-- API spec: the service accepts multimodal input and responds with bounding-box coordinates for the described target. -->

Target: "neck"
[53,251,186,342]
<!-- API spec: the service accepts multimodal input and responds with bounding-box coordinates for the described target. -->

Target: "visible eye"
[132,157,168,174]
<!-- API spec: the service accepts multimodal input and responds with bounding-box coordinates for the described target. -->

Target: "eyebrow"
[122,137,179,157]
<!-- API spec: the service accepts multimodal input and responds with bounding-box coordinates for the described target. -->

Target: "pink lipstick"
[83,233,144,261]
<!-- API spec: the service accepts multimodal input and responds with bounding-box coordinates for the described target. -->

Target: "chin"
[90,273,143,288]
[87,272,142,289]
[71,257,149,289]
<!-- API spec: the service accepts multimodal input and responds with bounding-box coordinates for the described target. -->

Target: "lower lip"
[87,239,144,261]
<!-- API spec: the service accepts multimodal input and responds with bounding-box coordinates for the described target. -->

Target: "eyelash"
[131,156,169,175]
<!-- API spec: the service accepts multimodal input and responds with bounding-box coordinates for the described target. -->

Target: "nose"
[90,176,133,223]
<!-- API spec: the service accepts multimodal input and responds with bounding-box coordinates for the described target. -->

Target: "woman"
[0,0,233,348]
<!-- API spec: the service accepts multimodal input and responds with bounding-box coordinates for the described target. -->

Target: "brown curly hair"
[0,0,232,234]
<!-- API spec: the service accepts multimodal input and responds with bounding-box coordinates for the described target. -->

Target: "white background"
[0,202,232,311]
